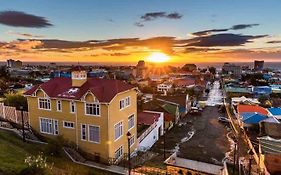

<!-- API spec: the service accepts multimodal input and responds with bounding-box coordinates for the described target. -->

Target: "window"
[114,121,123,140]
[85,103,100,116]
[119,100,125,110]
[125,97,130,106]
[128,114,134,130]
[40,118,58,135]
[81,124,87,141]
[63,121,74,129]
[38,98,51,110]
[119,96,131,110]
[70,101,76,113]
[114,146,123,160]
[88,125,100,143]
[129,135,135,147]
[57,100,62,111]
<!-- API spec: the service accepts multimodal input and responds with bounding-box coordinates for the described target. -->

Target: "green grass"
[0,129,115,175]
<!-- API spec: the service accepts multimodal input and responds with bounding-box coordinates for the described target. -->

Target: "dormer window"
[84,94,100,116]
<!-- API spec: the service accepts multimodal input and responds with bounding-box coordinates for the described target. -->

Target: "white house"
[157,83,173,93]
[137,111,164,151]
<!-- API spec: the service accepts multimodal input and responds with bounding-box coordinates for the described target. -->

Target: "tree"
[4,93,28,111]
[208,67,216,75]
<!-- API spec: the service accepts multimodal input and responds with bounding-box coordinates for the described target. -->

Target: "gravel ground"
[147,106,230,166]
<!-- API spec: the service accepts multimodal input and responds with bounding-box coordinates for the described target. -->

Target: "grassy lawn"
[0,129,115,175]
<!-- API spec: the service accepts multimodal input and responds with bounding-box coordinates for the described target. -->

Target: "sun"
[146,52,170,63]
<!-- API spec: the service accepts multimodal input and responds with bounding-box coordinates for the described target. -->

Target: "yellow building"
[24,67,138,163]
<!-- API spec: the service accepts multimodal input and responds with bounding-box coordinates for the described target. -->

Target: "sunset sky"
[0,0,281,64]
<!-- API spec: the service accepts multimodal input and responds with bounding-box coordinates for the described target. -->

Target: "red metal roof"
[137,111,161,125]
[237,104,268,116]
[174,78,195,87]
[24,77,135,103]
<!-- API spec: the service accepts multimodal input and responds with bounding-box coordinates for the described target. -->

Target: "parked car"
[218,117,230,123]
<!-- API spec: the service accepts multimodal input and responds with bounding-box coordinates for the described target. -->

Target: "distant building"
[222,62,241,78]
[136,60,146,79]
[182,64,197,72]
[157,82,173,93]
[7,59,22,69]
[254,60,264,71]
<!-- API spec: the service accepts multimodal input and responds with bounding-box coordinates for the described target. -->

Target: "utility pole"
[126,132,131,175]
[20,106,26,142]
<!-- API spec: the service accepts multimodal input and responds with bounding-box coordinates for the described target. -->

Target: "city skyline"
[0,0,281,64]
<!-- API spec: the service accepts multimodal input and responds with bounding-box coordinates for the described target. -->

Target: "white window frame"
[129,135,135,148]
[125,96,131,107]
[63,121,74,129]
[119,96,131,110]
[119,99,125,110]
[88,125,100,144]
[57,100,62,112]
[128,114,135,131]
[38,98,51,110]
[114,121,123,141]
[39,117,58,135]
[81,124,87,141]
[70,101,76,113]
[85,102,100,116]
[114,145,123,161]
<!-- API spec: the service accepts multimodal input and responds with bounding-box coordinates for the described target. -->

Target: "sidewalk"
[63,147,128,175]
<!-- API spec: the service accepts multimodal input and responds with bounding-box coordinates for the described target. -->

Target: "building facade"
[24,68,138,163]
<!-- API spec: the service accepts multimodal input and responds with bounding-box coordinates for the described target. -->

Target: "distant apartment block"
[254,60,264,71]
[7,59,22,69]
[24,67,138,163]
[222,62,242,78]
[136,60,146,79]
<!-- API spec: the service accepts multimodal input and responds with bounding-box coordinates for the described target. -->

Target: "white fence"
[0,103,29,127]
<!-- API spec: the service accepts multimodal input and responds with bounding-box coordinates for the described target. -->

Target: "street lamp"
[20,106,26,142]
[126,131,132,175]
[248,149,254,175]
[233,138,237,174]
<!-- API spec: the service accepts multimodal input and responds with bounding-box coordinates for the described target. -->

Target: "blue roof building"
[267,108,281,119]
[240,112,267,124]
[253,86,272,97]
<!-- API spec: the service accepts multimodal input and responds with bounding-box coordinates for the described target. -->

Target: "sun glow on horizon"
[146,52,170,63]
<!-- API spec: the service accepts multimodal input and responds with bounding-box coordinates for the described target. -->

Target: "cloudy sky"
[0,0,281,64]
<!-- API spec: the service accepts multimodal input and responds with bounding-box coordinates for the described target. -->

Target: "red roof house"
[237,104,269,116]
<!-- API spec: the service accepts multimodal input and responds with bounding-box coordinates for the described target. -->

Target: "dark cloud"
[136,11,182,27]
[166,12,182,19]
[0,11,52,28]
[141,12,166,21]
[230,24,259,30]
[192,29,228,36]
[184,47,221,53]
[7,31,44,38]
[186,33,267,47]
[191,23,260,36]
[267,40,281,44]
[110,53,130,56]
[134,22,144,27]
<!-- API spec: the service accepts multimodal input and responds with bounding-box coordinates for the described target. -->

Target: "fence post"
[15,108,18,123]
[2,103,5,119]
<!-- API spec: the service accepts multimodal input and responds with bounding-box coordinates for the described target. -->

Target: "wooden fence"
[0,103,29,127]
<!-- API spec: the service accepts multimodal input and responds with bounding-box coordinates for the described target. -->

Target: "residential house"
[24,67,138,163]
[137,111,164,151]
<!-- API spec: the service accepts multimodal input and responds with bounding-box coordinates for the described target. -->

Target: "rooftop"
[237,104,269,116]
[24,77,135,103]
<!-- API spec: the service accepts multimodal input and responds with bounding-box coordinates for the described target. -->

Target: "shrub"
[20,153,53,175]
